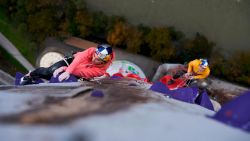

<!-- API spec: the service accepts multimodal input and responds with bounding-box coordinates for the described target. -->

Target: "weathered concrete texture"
[0,79,161,124]
[208,78,249,95]
[0,79,248,141]
[0,82,93,116]
[71,103,249,141]
[1,85,93,98]
[0,92,45,116]
[0,101,249,141]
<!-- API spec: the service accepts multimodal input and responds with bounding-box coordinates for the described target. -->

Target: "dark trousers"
[30,57,74,80]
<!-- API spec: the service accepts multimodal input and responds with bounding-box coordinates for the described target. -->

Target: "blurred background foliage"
[0,0,249,86]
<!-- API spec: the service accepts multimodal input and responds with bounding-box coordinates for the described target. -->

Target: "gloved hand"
[184,73,191,78]
[184,73,194,79]
[189,76,194,80]
[58,71,70,82]
[53,67,64,78]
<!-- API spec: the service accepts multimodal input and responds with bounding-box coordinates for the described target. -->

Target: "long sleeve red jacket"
[62,47,115,79]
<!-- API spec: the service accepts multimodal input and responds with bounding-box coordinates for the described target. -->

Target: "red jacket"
[62,47,115,79]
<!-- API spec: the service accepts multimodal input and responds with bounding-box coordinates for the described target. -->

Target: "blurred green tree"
[57,0,77,37]
[145,27,175,61]
[27,10,57,42]
[90,11,109,38]
[126,26,143,54]
[227,51,250,86]
[74,9,93,37]
[136,24,151,56]
[178,33,215,62]
[168,26,185,41]
[0,0,8,6]
[107,20,129,47]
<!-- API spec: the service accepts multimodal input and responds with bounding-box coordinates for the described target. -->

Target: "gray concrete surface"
[151,63,183,82]
[0,77,248,141]
[0,70,14,85]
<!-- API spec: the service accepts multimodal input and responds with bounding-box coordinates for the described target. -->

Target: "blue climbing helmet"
[200,59,208,68]
[95,44,113,62]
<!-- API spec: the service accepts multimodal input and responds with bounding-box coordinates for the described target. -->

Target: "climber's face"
[92,53,106,65]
